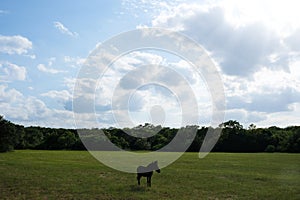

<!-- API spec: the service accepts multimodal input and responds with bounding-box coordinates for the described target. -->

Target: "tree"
[265,145,275,152]
[133,138,151,150]
[286,129,300,152]
[57,131,77,149]
[15,125,26,149]
[248,124,256,130]
[0,116,17,152]
[23,127,44,149]
[219,120,243,130]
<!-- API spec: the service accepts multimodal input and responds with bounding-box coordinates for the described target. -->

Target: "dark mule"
[137,161,160,187]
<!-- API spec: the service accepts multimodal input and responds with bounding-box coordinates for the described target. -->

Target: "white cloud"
[285,28,300,52]
[224,66,300,112]
[64,56,85,68]
[151,3,285,76]
[130,1,300,76]
[0,85,77,128]
[0,62,26,81]
[255,103,300,128]
[124,0,300,127]
[221,0,300,36]
[289,58,300,80]
[223,67,300,99]
[37,57,67,74]
[37,63,65,74]
[41,90,72,101]
[122,0,183,20]
[71,49,213,127]
[127,86,183,127]
[3,1,300,128]
[225,108,266,126]
[0,85,49,121]
[0,84,23,102]
[0,35,32,55]
[136,24,150,29]
[25,54,36,59]
[53,21,79,38]
[64,77,76,91]
[48,57,56,66]
[129,0,300,36]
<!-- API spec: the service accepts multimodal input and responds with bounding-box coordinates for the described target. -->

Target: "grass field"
[0,150,299,199]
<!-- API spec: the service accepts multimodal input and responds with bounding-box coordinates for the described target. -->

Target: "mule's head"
[153,161,160,173]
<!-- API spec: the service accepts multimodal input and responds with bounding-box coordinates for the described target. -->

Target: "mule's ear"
[154,160,158,164]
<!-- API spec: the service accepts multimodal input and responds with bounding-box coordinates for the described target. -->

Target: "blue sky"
[1,0,300,128]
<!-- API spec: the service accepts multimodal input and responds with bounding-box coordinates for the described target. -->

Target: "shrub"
[265,145,276,152]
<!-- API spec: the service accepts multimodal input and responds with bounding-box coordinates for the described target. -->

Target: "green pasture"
[0,150,299,199]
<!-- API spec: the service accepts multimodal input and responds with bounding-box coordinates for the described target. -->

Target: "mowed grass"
[0,151,299,200]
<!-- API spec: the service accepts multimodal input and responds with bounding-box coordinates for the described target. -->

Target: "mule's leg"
[137,174,141,185]
[146,176,152,187]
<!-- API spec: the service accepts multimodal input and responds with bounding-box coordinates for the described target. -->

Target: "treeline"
[0,116,299,153]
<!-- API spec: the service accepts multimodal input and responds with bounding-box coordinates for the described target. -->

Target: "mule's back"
[137,166,149,174]
[137,161,160,174]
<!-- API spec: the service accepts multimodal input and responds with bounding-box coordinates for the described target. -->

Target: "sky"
[1,0,300,128]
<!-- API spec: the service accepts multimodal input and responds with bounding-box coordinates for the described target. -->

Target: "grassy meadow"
[0,150,299,199]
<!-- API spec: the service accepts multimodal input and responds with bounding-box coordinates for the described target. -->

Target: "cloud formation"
[121,0,300,127]
[37,64,65,74]
[64,56,85,68]
[0,85,48,121]
[0,62,26,81]
[0,35,32,55]
[2,1,300,128]
[151,4,285,77]
[0,85,78,127]
[41,90,71,102]
[72,49,212,128]
[53,21,78,38]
